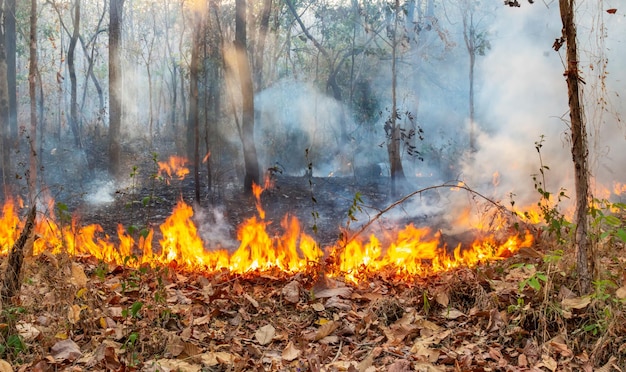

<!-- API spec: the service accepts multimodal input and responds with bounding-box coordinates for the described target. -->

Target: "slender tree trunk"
[108,0,124,179]
[6,0,16,145]
[28,0,38,202]
[388,0,405,195]
[236,0,259,192]
[559,0,592,294]
[0,0,10,189]
[68,0,82,148]
[188,8,204,201]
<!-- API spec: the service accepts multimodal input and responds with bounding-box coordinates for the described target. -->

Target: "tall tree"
[28,0,38,202]
[387,0,405,195]
[559,0,591,294]
[5,0,15,144]
[188,2,205,201]
[108,0,124,179]
[235,0,260,192]
[0,0,10,188]
[509,0,592,293]
[68,0,83,147]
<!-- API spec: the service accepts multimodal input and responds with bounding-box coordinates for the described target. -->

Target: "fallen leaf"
[51,339,82,362]
[282,281,301,304]
[68,304,82,325]
[281,341,301,361]
[305,320,340,341]
[434,290,449,307]
[615,286,626,299]
[200,351,236,367]
[150,358,201,372]
[16,322,41,341]
[0,360,11,372]
[311,302,325,312]
[244,293,259,308]
[314,286,352,299]
[255,324,276,345]
[441,308,465,320]
[165,335,185,357]
[561,296,591,310]
[606,8,617,14]
[70,263,88,288]
[388,360,412,372]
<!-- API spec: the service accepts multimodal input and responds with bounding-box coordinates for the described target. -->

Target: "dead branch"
[344,182,521,246]
[1,205,37,302]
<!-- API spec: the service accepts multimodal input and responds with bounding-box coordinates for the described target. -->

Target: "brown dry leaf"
[86,342,122,370]
[413,362,446,372]
[165,335,185,357]
[70,263,88,288]
[314,286,352,299]
[486,309,506,333]
[192,314,211,326]
[615,286,626,299]
[282,281,301,304]
[255,324,276,345]
[388,360,412,372]
[548,335,573,358]
[535,354,557,372]
[244,293,259,308]
[0,360,11,372]
[281,341,301,361]
[441,308,465,320]
[434,289,449,307]
[411,341,440,363]
[183,342,202,357]
[311,302,325,312]
[305,320,340,341]
[151,358,201,372]
[200,351,236,367]
[16,322,41,341]
[51,339,82,362]
[68,304,82,325]
[561,296,591,311]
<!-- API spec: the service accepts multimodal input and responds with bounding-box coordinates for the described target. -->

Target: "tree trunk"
[6,0,16,145]
[0,0,10,189]
[28,0,38,202]
[388,0,405,196]
[108,0,124,179]
[68,0,83,148]
[559,0,592,294]
[236,0,260,193]
[188,7,204,201]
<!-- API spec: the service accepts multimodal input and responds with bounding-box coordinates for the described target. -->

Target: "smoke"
[255,80,371,177]
[194,205,237,251]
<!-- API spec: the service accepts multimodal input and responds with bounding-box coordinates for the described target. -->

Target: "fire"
[0,190,534,283]
[158,155,189,182]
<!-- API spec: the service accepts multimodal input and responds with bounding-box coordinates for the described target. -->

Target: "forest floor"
[1,166,626,371]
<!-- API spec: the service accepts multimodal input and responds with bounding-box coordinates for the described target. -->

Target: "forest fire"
[0,187,534,283]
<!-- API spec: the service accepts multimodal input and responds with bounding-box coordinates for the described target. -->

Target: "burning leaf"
[255,324,276,345]
[51,339,82,362]
[281,341,301,361]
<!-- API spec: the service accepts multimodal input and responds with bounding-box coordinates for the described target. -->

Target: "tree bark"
[559,0,592,294]
[236,0,260,193]
[188,7,204,201]
[388,0,405,195]
[28,0,38,202]
[0,0,10,189]
[5,0,15,146]
[108,0,124,179]
[68,0,83,148]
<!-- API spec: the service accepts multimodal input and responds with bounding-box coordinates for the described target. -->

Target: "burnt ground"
[71,172,432,251]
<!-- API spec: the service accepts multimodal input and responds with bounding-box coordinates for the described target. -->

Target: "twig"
[2,205,37,301]
[331,339,344,363]
[344,182,514,246]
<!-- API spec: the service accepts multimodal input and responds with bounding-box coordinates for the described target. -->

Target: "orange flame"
[252,182,265,220]
[158,156,190,182]
[0,194,534,283]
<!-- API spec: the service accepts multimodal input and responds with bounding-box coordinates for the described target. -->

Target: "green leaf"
[528,277,541,291]
[616,229,626,243]
[603,215,622,227]
[142,196,151,207]
[130,301,143,318]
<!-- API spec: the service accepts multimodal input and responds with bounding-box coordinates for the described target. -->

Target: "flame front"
[0,194,533,282]
[158,156,190,182]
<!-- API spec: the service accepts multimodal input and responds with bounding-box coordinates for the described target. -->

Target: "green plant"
[510,263,547,292]
[529,135,571,244]
[589,199,626,244]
